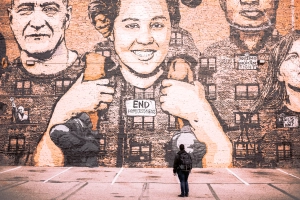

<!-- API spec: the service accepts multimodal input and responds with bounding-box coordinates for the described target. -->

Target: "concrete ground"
[0,166,299,200]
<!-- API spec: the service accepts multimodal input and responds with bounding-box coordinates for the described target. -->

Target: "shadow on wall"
[0,32,8,116]
[0,32,8,76]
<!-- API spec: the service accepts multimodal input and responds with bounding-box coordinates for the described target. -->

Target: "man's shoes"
[178,194,185,197]
[185,193,189,197]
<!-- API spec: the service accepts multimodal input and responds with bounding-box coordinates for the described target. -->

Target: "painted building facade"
[0,0,300,168]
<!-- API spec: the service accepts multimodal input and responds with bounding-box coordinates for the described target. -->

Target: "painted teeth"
[246,12,260,16]
[133,51,154,57]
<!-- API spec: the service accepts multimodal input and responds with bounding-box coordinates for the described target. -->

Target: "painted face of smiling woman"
[111,0,172,76]
[278,38,300,90]
[9,0,71,57]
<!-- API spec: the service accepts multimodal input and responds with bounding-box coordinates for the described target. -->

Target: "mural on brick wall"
[0,0,299,168]
[202,0,300,168]
[0,0,84,166]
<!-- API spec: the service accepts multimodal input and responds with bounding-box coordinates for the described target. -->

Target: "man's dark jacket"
[173,150,192,173]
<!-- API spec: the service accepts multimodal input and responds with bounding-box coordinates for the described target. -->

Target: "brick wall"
[0,0,299,168]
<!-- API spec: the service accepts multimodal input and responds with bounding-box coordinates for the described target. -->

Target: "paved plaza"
[0,166,299,200]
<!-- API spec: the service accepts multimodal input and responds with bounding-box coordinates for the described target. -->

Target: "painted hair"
[11,0,69,7]
[179,144,185,150]
[88,0,202,38]
[251,30,300,113]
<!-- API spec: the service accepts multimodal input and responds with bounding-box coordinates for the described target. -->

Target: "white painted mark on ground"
[0,166,22,174]
[43,167,72,183]
[226,168,249,185]
[111,167,124,185]
[277,168,300,180]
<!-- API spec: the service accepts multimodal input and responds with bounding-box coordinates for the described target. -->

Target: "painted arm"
[160,80,232,168]
[33,53,114,166]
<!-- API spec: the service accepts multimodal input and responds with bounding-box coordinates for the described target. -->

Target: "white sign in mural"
[283,116,299,128]
[238,53,258,70]
[126,100,156,116]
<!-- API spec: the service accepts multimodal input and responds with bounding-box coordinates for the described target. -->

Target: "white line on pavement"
[111,167,124,185]
[226,168,249,185]
[0,166,22,174]
[277,168,300,180]
[43,167,72,183]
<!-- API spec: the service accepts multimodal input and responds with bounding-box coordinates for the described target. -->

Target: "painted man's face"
[112,0,171,75]
[221,0,278,29]
[9,0,71,56]
[278,39,300,89]
[18,106,24,114]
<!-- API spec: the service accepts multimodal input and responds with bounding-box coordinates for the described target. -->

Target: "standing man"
[0,0,85,165]
[173,144,192,197]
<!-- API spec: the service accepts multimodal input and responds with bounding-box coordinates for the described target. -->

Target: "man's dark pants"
[177,169,190,195]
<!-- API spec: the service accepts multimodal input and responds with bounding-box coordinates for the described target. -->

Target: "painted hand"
[160,79,232,167]
[160,79,208,121]
[58,73,115,116]
[33,74,115,167]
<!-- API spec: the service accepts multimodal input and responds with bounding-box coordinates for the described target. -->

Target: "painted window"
[98,136,106,156]
[168,115,180,130]
[15,81,31,95]
[234,141,256,160]
[200,57,216,71]
[129,141,152,162]
[134,87,154,99]
[55,79,72,95]
[235,84,259,100]
[96,50,111,57]
[205,84,216,100]
[276,142,292,161]
[170,32,183,45]
[0,102,7,116]
[132,116,154,130]
[8,135,25,152]
[234,112,259,124]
